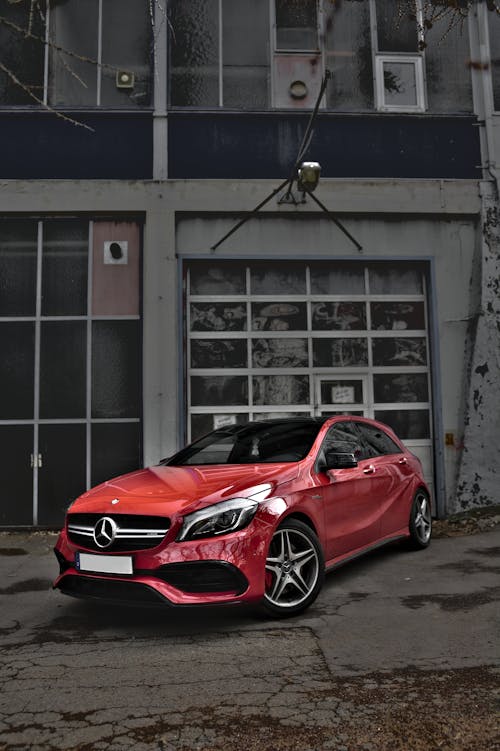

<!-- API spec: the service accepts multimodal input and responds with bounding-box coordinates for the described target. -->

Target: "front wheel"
[262,519,325,617]
[407,490,432,549]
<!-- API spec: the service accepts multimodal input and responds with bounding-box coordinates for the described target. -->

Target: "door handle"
[363,465,376,474]
[398,457,407,465]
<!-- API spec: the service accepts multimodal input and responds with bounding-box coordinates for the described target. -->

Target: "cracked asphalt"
[0,527,499,751]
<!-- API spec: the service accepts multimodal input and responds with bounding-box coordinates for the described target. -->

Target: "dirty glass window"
[324,0,373,110]
[0,219,38,316]
[49,0,99,106]
[0,0,45,105]
[250,263,306,294]
[425,11,472,113]
[253,375,310,405]
[489,11,500,111]
[49,0,152,107]
[100,0,153,106]
[42,220,88,317]
[169,0,219,107]
[275,0,319,51]
[376,0,418,52]
[310,263,366,294]
[313,338,368,367]
[252,302,308,331]
[222,0,269,108]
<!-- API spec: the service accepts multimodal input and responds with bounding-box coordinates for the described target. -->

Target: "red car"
[53,416,432,616]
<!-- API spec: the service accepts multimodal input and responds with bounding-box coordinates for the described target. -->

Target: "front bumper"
[53,515,271,607]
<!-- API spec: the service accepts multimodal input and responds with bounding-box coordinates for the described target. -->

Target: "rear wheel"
[407,490,432,549]
[262,519,324,617]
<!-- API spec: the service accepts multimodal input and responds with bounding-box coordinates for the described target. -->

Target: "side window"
[322,421,363,459]
[356,422,401,457]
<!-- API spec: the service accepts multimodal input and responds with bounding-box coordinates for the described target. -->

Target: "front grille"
[67,513,170,552]
[146,561,248,594]
[57,574,168,606]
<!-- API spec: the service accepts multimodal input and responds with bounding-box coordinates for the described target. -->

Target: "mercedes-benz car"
[53,416,432,616]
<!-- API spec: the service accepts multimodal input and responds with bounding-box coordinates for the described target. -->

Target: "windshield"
[165,420,322,466]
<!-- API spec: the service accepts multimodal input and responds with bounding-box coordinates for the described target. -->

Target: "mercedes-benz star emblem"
[93,517,118,549]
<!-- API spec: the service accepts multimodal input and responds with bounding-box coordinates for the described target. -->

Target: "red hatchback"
[54,417,432,616]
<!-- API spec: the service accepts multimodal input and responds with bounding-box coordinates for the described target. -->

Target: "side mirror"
[324,450,358,470]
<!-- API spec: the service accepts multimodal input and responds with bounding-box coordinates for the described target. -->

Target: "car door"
[314,421,384,561]
[355,421,413,538]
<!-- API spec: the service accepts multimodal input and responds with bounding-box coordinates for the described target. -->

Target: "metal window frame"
[0,217,142,525]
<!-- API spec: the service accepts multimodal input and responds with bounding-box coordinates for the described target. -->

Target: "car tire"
[261,518,325,618]
[406,490,432,549]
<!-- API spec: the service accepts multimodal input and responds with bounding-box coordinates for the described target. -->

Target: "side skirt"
[324,533,408,573]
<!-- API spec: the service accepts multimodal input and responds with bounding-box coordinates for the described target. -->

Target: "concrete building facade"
[0,0,498,526]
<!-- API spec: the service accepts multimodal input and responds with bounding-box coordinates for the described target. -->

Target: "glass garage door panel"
[0,426,34,525]
[41,220,88,316]
[0,322,35,419]
[91,423,142,488]
[38,424,86,526]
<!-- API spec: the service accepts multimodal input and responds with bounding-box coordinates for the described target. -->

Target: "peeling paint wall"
[456,189,500,511]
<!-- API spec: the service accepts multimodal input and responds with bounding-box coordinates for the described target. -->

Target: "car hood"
[70,463,300,517]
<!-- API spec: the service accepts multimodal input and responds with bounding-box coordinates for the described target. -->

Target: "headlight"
[177,498,259,541]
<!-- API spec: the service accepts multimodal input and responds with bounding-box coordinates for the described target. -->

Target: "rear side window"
[356,422,401,457]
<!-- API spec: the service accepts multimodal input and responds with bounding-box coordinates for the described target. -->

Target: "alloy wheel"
[264,526,320,609]
[413,491,432,544]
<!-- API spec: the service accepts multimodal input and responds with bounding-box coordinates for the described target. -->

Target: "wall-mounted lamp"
[297,161,321,193]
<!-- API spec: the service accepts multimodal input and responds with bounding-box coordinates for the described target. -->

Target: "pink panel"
[92,221,140,316]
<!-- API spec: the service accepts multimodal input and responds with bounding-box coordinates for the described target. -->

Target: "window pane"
[191,375,248,406]
[313,338,368,367]
[275,0,318,50]
[310,263,365,294]
[369,265,423,294]
[40,321,86,418]
[223,0,268,108]
[169,0,219,107]
[375,409,430,439]
[92,321,141,418]
[101,0,152,107]
[373,373,428,403]
[371,301,425,330]
[357,422,400,456]
[323,422,363,455]
[38,424,86,526]
[91,422,142,487]
[320,379,364,405]
[312,302,366,331]
[0,219,37,316]
[382,60,417,107]
[252,338,308,368]
[189,262,246,295]
[0,322,35,419]
[372,337,427,366]
[42,220,88,316]
[190,302,247,331]
[190,339,247,368]
[250,263,306,294]
[253,375,309,405]
[49,0,99,106]
[324,0,373,110]
[0,1,44,105]
[252,302,307,331]
[376,0,418,52]
[425,12,472,113]
[489,12,500,111]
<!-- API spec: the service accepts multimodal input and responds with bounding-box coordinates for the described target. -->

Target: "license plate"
[76,552,133,575]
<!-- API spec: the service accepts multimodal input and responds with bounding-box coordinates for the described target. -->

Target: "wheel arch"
[279,511,319,537]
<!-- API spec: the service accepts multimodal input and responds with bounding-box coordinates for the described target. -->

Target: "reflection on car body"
[54,416,432,617]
